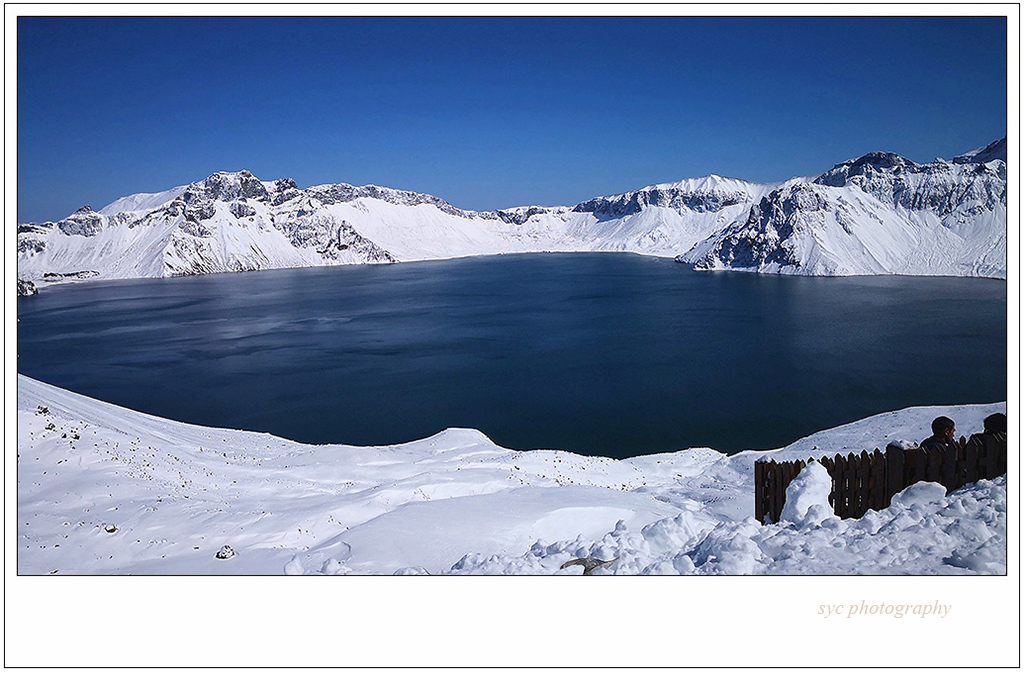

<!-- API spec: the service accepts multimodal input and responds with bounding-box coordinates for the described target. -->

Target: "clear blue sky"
[17,16,1007,223]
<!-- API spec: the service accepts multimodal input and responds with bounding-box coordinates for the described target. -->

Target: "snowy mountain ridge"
[572,174,775,216]
[17,139,1006,291]
[683,149,1006,277]
[954,137,1007,165]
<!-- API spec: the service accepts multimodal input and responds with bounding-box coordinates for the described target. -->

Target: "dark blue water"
[17,254,1007,457]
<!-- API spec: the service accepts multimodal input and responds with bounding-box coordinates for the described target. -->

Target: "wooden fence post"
[755,461,766,524]
[977,440,993,480]
[963,441,979,484]
[905,447,924,485]
[885,444,905,507]
[868,449,886,512]
[833,454,847,518]
[941,442,957,492]
[853,452,864,518]
[771,460,785,524]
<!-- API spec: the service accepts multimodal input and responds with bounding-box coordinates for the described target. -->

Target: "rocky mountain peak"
[816,151,919,186]
[185,170,271,204]
[57,205,105,237]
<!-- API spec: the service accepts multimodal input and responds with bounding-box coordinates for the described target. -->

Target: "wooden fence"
[754,440,1007,524]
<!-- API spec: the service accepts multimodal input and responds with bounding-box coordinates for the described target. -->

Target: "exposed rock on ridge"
[573,176,758,218]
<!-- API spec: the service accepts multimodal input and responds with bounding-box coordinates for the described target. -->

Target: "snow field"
[16,375,1006,575]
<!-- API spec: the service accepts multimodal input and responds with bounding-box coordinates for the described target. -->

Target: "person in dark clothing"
[964,412,1007,456]
[920,415,960,452]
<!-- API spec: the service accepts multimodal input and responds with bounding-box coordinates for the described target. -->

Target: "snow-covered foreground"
[16,375,1006,576]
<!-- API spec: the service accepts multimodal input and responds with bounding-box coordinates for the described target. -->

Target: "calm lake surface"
[17,254,1007,457]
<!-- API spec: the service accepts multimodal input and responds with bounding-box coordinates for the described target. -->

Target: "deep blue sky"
[17,16,1008,223]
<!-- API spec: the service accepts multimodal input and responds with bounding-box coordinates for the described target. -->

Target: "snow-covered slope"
[17,375,1006,575]
[97,185,188,216]
[16,139,1007,288]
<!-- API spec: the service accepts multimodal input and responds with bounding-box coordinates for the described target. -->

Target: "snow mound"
[780,460,834,527]
[891,481,947,509]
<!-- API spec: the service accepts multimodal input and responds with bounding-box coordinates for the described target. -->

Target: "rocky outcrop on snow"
[271,200,397,265]
[306,181,490,220]
[41,270,99,280]
[573,175,768,218]
[16,138,1007,291]
[494,205,567,225]
[56,205,104,237]
[17,279,38,296]
[687,184,818,272]
[17,223,50,254]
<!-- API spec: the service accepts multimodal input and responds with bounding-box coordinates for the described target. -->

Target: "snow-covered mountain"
[16,139,1006,291]
[682,148,1007,277]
